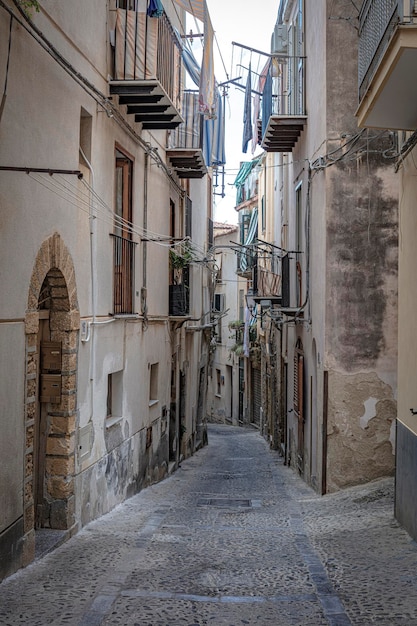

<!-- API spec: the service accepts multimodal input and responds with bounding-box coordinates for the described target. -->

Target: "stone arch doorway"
[24,233,79,563]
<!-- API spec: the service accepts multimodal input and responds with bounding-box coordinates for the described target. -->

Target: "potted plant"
[169,243,193,315]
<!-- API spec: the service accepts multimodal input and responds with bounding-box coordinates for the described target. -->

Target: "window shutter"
[185,196,192,238]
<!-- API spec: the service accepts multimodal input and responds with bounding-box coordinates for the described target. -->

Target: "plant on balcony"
[169,243,193,316]
[229,325,257,360]
[18,0,40,15]
[169,242,193,285]
[228,320,245,330]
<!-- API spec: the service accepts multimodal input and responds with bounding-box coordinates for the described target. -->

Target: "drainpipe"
[143,151,148,289]
[79,147,97,423]
[80,148,97,324]
[142,151,149,329]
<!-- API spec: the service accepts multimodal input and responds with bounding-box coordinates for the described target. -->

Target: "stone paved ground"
[1,424,417,626]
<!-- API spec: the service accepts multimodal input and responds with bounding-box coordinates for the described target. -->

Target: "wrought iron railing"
[260,56,306,128]
[358,0,417,100]
[113,9,182,108]
[168,92,203,150]
[111,234,136,315]
[169,266,190,316]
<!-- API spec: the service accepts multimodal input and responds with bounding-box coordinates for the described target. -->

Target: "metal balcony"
[169,266,190,317]
[110,9,183,129]
[261,56,307,152]
[357,0,417,130]
[166,92,207,178]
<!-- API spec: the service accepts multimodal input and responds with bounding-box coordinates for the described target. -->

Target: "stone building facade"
[0,0,218,580]
[236,0,398,493]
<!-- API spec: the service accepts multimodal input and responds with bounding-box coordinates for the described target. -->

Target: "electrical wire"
[0,0,185,197]
[26,171,215,269]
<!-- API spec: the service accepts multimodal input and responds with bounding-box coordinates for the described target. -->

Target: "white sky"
[204,0,280,223]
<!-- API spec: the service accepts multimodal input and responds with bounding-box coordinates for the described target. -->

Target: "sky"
[203,0,280,224]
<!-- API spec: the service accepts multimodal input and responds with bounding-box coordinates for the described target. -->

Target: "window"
[149,362,159,405]
[116,0,137,9]
[214,293,225,343]
[240,211,251,246]
[261,196,266,233]
[214,293,225,313]
[295,183,303,306]
[79,108,92,169]
[216,368,222,396]
[106,371,123,425]
[112,147,136,315]
[208,217,214,250]
[185,196,192,238]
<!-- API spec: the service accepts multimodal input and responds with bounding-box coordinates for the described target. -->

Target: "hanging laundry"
[181,44,225,166]
[252,59,271,154]
[147,0,164,17]
[173,0,205,21]
[199,4,216,119]
[262,66,272,139]
[242,64,253,153]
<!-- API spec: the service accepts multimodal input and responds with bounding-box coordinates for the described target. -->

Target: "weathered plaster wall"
[326,156,398,372]
[78,420,169,527]
[324,150,398,490]
[327,370,395,491]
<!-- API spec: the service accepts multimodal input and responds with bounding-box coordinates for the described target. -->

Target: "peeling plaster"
[390,419,396,454]
[360,397,378,429]
[327,370,396,491]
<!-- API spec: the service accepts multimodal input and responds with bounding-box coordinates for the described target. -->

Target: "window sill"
[112,313,140,319]
[105,416,123,429]
[149,399,159,407]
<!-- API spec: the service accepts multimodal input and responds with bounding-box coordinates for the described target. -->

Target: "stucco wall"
[0,0,209,581]
[0,324,25,531]
[327,370,395,491]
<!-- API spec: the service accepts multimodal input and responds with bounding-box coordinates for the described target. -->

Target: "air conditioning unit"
[271,24,288,54]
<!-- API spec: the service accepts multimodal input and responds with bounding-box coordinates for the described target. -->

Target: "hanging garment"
[147,0,164,17]
[252,58,271,154]
[181,44,225,166]
[242,64,253,153]
[262,66,273,139]
[199,5,216,118]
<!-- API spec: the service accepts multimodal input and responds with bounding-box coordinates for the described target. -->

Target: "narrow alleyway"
[1,425,417,626]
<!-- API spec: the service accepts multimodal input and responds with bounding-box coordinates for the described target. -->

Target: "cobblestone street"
[1,424,416,626]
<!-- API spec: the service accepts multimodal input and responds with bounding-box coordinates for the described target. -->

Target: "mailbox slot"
[40,374,62,403]
[41,341,62,373]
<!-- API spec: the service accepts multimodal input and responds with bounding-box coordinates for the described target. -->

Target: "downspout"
[142,151,148,329]
[79,147,97,423]
[143,151,148,289]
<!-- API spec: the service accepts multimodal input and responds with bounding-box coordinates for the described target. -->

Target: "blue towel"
[147,0,163,17]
